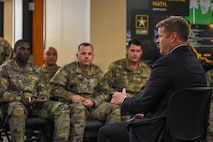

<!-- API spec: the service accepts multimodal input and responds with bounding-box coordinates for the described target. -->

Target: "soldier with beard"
[50,42,121,142]
[101,39,151,121]
[39,47,60,90]
[0,39,70,142]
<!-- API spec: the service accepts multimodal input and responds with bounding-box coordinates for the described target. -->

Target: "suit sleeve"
[121,58,171,115]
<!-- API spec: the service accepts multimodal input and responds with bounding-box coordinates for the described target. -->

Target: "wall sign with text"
[151,0,189,16]
[131,10,152,40]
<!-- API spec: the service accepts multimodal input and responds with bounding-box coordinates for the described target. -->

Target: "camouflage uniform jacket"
[103,58,151,97]
[0,37,12,65]
[50,61,108,107]
[0,59,49,102]
[206,69,213,87]
[39,65,60,89]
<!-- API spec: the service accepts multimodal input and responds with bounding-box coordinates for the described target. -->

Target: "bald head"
[44,47,58,68]
[44,47,57,55]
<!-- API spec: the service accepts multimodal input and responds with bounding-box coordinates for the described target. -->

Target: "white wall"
[5,0,126,69]
[13,0,23,44]
[45,0,90,66]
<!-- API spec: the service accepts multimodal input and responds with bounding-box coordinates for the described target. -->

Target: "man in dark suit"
[97,16,206,142]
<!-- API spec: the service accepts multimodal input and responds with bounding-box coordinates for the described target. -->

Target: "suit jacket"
[122,45,206,117]
[122,45,206,142]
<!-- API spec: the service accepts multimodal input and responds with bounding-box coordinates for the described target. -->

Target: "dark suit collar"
[170,44,187,53]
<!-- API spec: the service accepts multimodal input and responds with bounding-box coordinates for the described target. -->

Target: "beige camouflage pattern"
[103,58,151,98]
[39,65,60,90]
[50,61,121,142]
[101,58,151,121]
[206,69,213,134]
[50,62,113,105]
[0,60,70,142]
[0,37,12,65]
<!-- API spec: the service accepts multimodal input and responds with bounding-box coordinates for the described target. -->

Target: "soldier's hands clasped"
[20,97,30,105]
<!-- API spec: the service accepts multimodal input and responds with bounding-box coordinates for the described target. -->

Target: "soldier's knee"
[70,103,86,111]
[12,107,26,118]
[112,104,120,110]
[7,103,27,117]
[58,103,70,114]
[70,103,87,116]
[50,101,70,116]
[105,103,120,113]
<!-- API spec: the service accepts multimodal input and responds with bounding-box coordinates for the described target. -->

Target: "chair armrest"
[127,115,167,130]
[127,115,167,142]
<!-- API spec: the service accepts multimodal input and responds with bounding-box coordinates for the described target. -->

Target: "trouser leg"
[33,101,70,142]
[69,103,87,142]
[52,102,70,141]
[7,102,27,142]
[97,122,129,142]
[90,102,121,124]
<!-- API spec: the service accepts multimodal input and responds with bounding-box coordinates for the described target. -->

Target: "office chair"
[50,96,105,142]
[128,87,213,142]
[25,116,53,142]
[0,103,52,142]
[0,103,10,142]
[83,117,105,142]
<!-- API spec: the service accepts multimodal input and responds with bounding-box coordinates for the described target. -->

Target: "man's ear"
[126,48,128,54]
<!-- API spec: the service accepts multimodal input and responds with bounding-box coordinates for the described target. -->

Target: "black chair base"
[83,118,105,142]
[25,117,53,142]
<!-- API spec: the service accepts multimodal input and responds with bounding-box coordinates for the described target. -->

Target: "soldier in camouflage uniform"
[0,37,12,65]
[206,69,213,142]
[39,47,60,90]
[0,39,70,142]
[102,39,151,120]
[50,42,121,142]
[0,37,12,141]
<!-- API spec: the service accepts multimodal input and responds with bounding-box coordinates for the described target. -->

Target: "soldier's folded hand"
[20,97,30,106]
